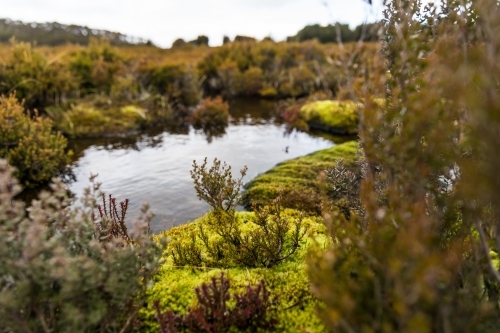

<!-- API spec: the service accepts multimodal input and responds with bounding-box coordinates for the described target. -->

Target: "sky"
[1,0,385,47]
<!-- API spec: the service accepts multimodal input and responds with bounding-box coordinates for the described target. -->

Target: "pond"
[66,99,344,233]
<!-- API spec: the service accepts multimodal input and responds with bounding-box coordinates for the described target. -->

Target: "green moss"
[142,211,329,333]
[48,102,147,138]
[300,100,361,135]
[242,141,359,212]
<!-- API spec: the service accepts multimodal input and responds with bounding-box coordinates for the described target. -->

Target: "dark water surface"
[66,99,341,233]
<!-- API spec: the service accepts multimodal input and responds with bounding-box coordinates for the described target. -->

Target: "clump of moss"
[242,141,359,213]
[48,102,147,138]
[141,211,329,333]
[300,100,361,135]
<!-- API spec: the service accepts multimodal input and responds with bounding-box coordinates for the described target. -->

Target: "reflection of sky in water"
[68,101,336,233]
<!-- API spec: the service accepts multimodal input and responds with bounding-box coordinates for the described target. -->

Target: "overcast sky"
[2,0,385,47]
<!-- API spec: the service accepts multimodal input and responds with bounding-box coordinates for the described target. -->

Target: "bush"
[191,97,229,140]
[70,38,123,95]
[308,1,500,332]
[167,158,310,269]
[0,160,162,332]
[0,94,70,186]
[139,63,201,107]
[0,40,74,109]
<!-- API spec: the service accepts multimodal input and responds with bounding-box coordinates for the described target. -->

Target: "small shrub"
[180,158,308,268]
[155,273,278,333]
[191,97,229,140]
[0,94,70,186]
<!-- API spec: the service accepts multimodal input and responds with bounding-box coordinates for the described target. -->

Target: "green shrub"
[0,94,70,186]
[0,40,74,109]
[185,158,309,269]
[308,1,500,332]
[235,67,264,96]
[0,160,162,332]
[300,100,360,134]
[191,97,229,139]
[70,38,123,95]
[140,63,201,107]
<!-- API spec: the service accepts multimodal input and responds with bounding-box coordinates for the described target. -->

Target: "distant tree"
[0,18,146,46]
[234,35,256,43]
[172,38,186,48]
[288,22,380,44]
[222,35,231,44]
[189,35,209,46]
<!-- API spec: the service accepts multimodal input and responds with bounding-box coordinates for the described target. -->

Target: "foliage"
[186,158,309,269]
[0,94,70,186]
[139,62,201,107]
[155,273,278,332]
[0,40,74,109]
[197,41,329,98]
[190,97,229,140]
[142,212,328,333]
[300,100,360,134]
[189,35,209,46]
[308,0,500,332]
[287,22,381,43]
[243,141,359,213]
[69,38,123,95]
[0,159,162,333]
[0,18,150,46]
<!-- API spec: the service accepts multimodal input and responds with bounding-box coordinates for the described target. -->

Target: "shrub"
[191,97,229,140]
[0,40,74,109]
[234,67,264,96]
[0,94,70,186]
[70,38,123,95]
[308,1,500,332]
[0,160,162,332]
[140,63,201,107]
[171,158,310,269]
[155,273,278,333]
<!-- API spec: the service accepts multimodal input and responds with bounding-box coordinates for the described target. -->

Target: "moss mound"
[142,211,329,333]
[242,141,358,213]
[48,102,147,138]
[300,100,361,135]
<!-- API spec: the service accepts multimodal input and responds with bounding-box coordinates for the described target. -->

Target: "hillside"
[0,18,151,46]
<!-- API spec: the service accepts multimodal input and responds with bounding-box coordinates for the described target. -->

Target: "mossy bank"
[242,140,358,213]
[141,211,330,333]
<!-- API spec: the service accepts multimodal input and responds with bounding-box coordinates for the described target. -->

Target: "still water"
[66,99,339,233]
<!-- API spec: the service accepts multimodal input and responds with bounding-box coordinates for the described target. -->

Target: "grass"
[141,210,330,333]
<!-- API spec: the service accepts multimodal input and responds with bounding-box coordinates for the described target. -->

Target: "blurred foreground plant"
[0,160,162,333]
[308,0,500,332]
